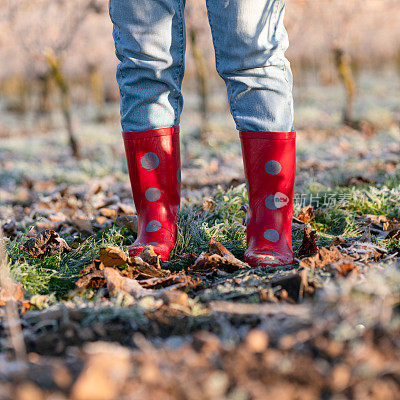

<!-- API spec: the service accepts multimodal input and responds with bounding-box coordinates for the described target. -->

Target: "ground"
[0,69,399,399]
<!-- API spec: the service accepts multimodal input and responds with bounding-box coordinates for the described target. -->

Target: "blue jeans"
[109,0,294,133]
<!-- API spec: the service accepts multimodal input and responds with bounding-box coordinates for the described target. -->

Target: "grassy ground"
[0,69,400,399]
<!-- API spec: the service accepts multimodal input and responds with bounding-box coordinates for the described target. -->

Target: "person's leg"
[109,0,185,260]
[206,0,295,267]
[109,0,186,132]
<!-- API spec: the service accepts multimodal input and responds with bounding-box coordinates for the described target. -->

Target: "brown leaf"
[300,246,349,269]
[195,199,216,216]
[95,216,108,226]
[75,270,105,289]
[129,256,170,278]
[117,203,135,216]
[138,273,197,290]
[346,241,387,262]
[138,245,162,269]
[0,278,25,305]
[297,205,315,224]
[120,266,140,280]
[330,236,348,247]
[346,176,376,186]
[71,217,93,234]
[79,259,105,277]
[99,247,128,267]
[21,230,72,257]
[189,238,248,273]
[104,267,151,297]
[297,226,319,258]
[115,215,138,233]
[98,208,117,219]
[104,268,184,298]
[333,261,359,277]
[358,214,400,239]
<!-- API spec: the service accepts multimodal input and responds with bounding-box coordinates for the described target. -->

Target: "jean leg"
[205,0,293,132]
[109,0,186,132]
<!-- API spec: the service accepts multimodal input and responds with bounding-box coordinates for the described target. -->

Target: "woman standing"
[109,0,295,267]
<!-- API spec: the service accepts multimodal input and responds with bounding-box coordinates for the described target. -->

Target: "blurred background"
[0,0,399,198]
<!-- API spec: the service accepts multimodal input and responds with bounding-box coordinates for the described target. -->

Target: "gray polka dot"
[177,168,181,183]
[264,229,279,242]
[146,220,162,233]
[141,152,159,170]
[147,242,159,246]
[265,160,282,175]
[265,194,277,210]
[246,213,251,226]
[145,188,161,202]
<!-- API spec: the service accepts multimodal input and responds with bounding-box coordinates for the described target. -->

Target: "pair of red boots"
[123,126,295,268]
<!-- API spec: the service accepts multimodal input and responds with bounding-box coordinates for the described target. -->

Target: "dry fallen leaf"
[115,215,138,233]
[190,238,248,273]
[297,226,319,258]
[104,267,186,299]
[21,230,72,257]
[117,203,135,216]
[75,270,106,289]
[71,217,93,234]
[98,208,117,219]
[78,259,105,277]
[300,246,350,269]
[297,205,315,224]
[334,261,359,277]
[346,176,376,186]
[99,247,128,267]
[330,236,348,246]
[129,257,170,278]
[104,267,153,297]
[195,199,217,216]
[138,245,162,269]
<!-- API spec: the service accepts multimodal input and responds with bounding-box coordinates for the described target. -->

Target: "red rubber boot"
[240,131,296,268]
[123,126,181,261]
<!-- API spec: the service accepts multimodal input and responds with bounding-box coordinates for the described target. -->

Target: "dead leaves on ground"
[297,205,315,224]
[300,233,387,278]
[21,230,72,257]
[6,178,138,237]
[358,214,400,239]
[297,225,319,258]
[189,238,249,274]
[99,247,128,267]
[76,238,249,299]
[76,245,194,296]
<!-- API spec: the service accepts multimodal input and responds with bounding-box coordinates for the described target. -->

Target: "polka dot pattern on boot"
[146,220,162,233]
[145,188,161,202]
[246,213,251,226]
[265,160,281,175]
[264,229,279,242]
[265,194,277,210]
[141,152,159,170]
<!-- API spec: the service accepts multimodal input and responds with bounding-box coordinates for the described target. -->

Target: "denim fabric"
[109,0,293,133]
